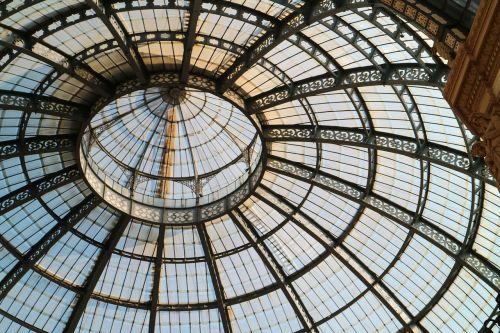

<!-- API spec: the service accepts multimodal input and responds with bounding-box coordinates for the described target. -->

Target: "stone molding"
[445,0,500,187]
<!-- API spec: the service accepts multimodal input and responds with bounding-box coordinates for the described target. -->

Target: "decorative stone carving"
[473,116,500,183]
[445,0,500,188]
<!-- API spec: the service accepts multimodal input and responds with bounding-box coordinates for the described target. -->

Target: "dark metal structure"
[0,1,497,332]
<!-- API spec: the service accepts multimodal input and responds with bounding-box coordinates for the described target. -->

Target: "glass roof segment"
[0,1,498,332]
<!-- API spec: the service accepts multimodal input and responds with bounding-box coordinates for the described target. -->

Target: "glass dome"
[80,85,263,220]
[0,1,498,333]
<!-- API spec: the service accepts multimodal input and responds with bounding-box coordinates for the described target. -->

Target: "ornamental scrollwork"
[189,75,216,91]
[250,88,290,110]
[267,159,314,179]
[343,70,382,85]
[251,34,275,61]
[0,142,19,159]
[413,221,461,255]
[115,78,144,96]
[314,174,364,199]
[0,264,26,298]
[150,73,178,86]
[164,210,194,223]
[374,135,417,153]
[463,254,500,289]
[35,168,80,194]
[25,137,74,154]
[0,188,31,213]
[282,13,304,37]
[0,94,31,109]
[426,146,471,169]
[313,0,337,17]
[201,201,225,220]
[319,129,365,143]
[133,204,161,222]
[0,167,80,214]
[0,92,81,119]
[227,62,245,81]
[390,68,430,82]
[229,184,249,206]
[295,76,336,95]
[37,100,81,118]
[365,196,412,224]
[266,128,314,140]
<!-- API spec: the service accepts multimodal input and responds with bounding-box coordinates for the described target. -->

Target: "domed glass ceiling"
[80,86,262,217]
[0,0,498,333]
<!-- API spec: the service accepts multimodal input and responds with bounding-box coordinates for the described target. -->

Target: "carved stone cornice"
[444,0,500,188]
[380,0,468,61]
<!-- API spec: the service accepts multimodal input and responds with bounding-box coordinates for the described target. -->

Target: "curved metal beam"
[0,134,77,161]
[180,0,202,83]
[0,194,101,301]
[406,178,485,327]
[0,26,113,97]
[196,223,232,333]
[266,156,500,292]
[253,187,411,330]
[64,213,131,333]
[216,0,369,92]
[216,0,471,92]
[18,1,277,44]
[148,224,165,333]
[85,0,147,83]
[247,63,447,112]
[288,26,379,247]
[230,210,316,332]
[0,308,47,333]
[263,125,494,186]
[0,165,81,216]
[0,90,88,120]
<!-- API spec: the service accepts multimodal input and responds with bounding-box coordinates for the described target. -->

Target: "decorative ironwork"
[412,221,461,255]
[0,134,77,161]
[0,165,80,215]
[217,0,369,92]
[247,64,447,112]
[463,253,500,290]
[0,91,88,120]
[0,1,493,331]
[81,139,264,223]
[264,125,494,186]
[0,27,112,97]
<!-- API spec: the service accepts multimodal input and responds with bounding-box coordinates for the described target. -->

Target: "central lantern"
[79,85,263,223]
